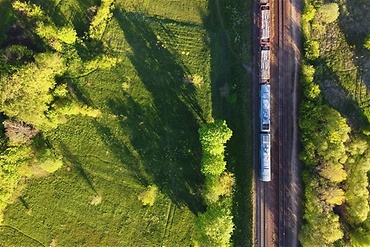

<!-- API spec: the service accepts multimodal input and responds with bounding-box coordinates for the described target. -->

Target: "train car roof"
[260,8,270,41]
[260,133,271,181]
[260,50,270,81]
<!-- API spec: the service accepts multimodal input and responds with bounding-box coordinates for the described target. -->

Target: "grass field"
[0,0,211,246]
[0,0,254,246]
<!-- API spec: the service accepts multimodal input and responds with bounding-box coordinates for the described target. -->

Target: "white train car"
[260,4,270,45]
[260,133,271,182]
[260,46,270,84]
[260,84,270,132]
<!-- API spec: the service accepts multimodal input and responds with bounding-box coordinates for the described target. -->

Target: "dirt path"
[286,0,302,245]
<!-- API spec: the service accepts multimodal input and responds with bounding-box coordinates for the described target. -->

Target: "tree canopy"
[316,3,339,24]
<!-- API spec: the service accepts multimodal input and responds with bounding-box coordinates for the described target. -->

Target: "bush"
[194,203,234,247]
[138,185,158,206]
[316,3,339,24]
[364,35,370,50]
[304,40,320,60]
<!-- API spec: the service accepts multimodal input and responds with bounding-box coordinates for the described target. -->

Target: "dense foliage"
[0,0,117,223]
[299,0,370,245]
[194,120,234,246]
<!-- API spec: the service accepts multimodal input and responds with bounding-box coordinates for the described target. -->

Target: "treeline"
[299,0,370,246]
[0,0,116,223]
[193,120,234,247]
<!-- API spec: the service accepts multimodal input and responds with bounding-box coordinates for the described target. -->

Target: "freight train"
[259,2,271,182]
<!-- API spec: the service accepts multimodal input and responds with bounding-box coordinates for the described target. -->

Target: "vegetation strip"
[299,0,370,245]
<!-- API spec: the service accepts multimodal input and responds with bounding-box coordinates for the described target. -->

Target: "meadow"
[1,0,209,245]
[0,0,253,246]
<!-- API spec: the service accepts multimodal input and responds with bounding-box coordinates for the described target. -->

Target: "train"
[260,133,271,181]
[259,1,271,182]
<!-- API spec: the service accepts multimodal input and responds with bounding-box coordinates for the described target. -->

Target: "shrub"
[138,185,158,206]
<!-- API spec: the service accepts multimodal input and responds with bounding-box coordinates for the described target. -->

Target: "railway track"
[277,0,287,245]
[253,0,302,244]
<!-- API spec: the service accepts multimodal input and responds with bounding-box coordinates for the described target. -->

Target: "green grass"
[1,1,213,246]
[0,0,255,245]
[116,0,207,25]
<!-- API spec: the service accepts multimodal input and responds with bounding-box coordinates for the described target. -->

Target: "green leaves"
[0,53,66,131]
[89,0,115,40]
[316,3,339,24]
[199,120,232,177]
[364,35,370,51]
[194,203,234,247]
[199,120,233,154]
[195,120,234,246]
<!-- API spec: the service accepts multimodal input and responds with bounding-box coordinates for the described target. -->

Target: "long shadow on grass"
[315,59,369,129]
[337,0,370,48]
[58,142,97,194]
[93,99,151,187]
[111,10,206,214]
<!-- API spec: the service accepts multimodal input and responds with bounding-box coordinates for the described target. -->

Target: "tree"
[194,203,234,247]
[364,35,370,51]
[318,186,345,205]
[0,53,66,130]
[12,0,44,19]
[37,148,63,173]
[301,63,315,85]
[304,40,320,60]
[316,3,339,24]
[3,120,39,145]
[199,120,233,156]
[89,0,115,40]
[345,152,370,224]
[201,153,226,177]
[0,146,33,223]
[317,162,347,183]
[302,3,316,23]
[350,227,370,247]
[204,172,235,203]
[199,120,232,178]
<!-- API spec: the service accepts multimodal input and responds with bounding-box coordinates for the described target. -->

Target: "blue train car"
[260,84,270,132]
[260,133,271,182]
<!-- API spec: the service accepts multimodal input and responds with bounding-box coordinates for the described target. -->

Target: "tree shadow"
[336,0,370,115]
[93,99,151,187]
[315,60,369,129]
[110,10,206,214]
[57,142,97,194]
[337,0,370,48]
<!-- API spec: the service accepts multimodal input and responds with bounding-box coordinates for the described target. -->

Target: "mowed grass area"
[0,0,213,246]
[116,0,207,25]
